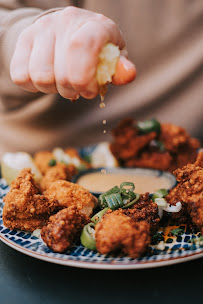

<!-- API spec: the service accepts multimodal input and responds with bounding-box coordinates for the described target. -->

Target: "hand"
[10,6,134,100]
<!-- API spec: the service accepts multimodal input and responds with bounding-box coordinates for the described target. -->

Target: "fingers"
[10,28,38,92]
[112,55,136,86]
[29,30,57,93]
[58,17,125,99]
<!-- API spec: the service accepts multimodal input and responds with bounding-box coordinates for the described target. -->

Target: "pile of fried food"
[2,148,203,259]
[110,118,200,172]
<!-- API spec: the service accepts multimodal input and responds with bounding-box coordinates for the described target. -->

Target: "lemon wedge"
[91,142,119,168]
[96,43,120,86]
[1,152,42,185]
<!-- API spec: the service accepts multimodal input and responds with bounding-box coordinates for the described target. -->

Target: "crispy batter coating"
[3,169,60,232]
[110,118,200,172]
[125,151,172,171]
[34,151,55,175]
[122,193,160,233]
[40,163,77,191]
[166,163,203,233]
[41,206,90,253]
[95,210,151,258]
[194,150,203,167]
[44,180,98,217]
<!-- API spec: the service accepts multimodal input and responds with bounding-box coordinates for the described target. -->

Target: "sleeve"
[0,2,71,111]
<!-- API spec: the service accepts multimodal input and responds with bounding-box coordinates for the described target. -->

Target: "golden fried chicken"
[3,169,60,232]
[95,209,151,258]
[194,150,203,167]
[44,180,98,217]
[40,163,77,191]
[110,118,200,172]
[125,151,172,171]
[122,193,160,233]
[41,206,90,253]
[166,163,203,233]
[34,151,56,175]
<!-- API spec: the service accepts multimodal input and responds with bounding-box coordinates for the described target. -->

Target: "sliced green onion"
[91,207,109,223]
[80,222,96,250]
[122,193,140,208]
[152,188,168,201]
[48,159,56,166]
[120,182,135,192]
[105,193,125,210]
[154,198,167,207]
[98,182,139,210]
[137,118,161,134]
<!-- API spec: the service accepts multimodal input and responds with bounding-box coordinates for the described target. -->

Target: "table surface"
[0,240,202,304]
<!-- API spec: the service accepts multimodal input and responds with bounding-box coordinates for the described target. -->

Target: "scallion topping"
[98,182,140,210]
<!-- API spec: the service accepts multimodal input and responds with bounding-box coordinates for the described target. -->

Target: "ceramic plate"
[0,176,203,269]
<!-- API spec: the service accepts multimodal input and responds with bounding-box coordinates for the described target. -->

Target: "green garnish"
[91,208,109,224]
[169,228,185,237]
[151,232,164,245]
[98,182,140,210]
[188,236,203,245]
[80,208,109,250]
[48,159,56,166]
[80,222,97,250]
[137,118,161,134]
[152,189,168,201]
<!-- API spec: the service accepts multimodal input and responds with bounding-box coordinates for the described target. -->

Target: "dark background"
[0,241,202,304]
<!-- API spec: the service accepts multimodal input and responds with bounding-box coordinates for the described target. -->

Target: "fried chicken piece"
[110,118,199,172]
[40,163,77,191]
[3,169,60,232]
[110,118,157,162]
[34,151,55,175]
[122,193,160,233]
[194,151,203,167]
[44,180,98,217]
[95,210,151,258]
[125,151,172,171]
[166,164,203,233]
[41,206,90,253]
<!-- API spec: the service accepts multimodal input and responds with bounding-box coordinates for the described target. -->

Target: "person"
[0,0,203,158]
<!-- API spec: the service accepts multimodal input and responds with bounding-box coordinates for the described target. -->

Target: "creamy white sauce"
[77,172,171,194]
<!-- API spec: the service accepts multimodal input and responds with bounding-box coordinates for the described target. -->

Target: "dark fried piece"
[95,209,151,258]
[34,151,55,175]
[41,206,90,253]
[3,169,60,232]
[44,180,98,217]
[110,118,157,162]
[125,151,172,171]
[166,163,203,233]
[40,163,77,191]
[122,193,160,233]
[110,118,200,172]
[194,150,203,167]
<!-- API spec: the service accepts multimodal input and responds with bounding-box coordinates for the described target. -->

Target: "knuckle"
[35,14,53,27]
[31,73,54,86]
[57,75,70,87]
[63,6,79,18]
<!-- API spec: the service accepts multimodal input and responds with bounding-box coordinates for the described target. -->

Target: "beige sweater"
[0,0,203,158]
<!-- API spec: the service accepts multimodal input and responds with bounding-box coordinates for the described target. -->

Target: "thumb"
[112,55,136,86]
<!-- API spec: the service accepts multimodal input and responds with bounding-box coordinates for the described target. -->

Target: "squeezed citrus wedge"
[91,142,118,168]
[96,43,136,99]
[1,152,42,185]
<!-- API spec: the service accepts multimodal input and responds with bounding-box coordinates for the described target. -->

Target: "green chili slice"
[48,159,56,166]
[137,118,161,134]
[91,207,109,223]
[152,188,168,201]
[80,222,96,250]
